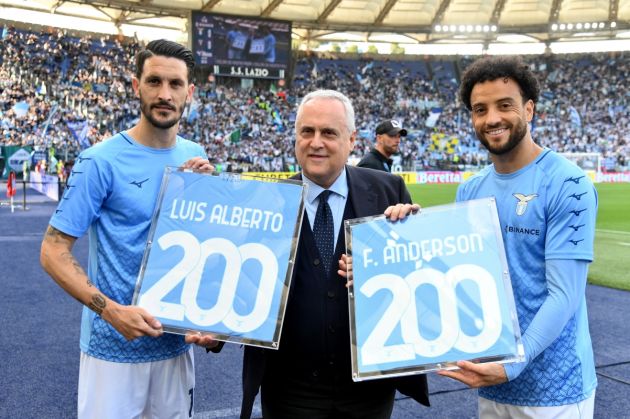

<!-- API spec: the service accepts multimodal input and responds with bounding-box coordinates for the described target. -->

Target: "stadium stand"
[1,25,628,174]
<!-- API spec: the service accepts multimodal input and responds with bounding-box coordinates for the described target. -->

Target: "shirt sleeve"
[544,175,597,261]
[504,258,589,381]
[49,152,111,238]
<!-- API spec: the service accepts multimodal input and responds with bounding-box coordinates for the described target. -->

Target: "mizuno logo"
[513,193,538,216]
[569,239,584,246]
[570,208,586,216]
[569,192,587,200]
[76,157,92,164]
[564,176,584,184]
[130,178,150,189]
[568,224,585,231]
[55,209,63,214]
[71,170,83,175]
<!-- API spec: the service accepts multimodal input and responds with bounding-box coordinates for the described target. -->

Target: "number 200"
[359,265,502,366]
[139,231,278,333]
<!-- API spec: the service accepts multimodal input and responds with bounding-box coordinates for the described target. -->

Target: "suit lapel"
[346,165,380,218]
[293,168,380,274]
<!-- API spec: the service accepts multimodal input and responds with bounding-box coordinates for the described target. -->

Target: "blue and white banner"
[346,198,523,381]
[29,170,59,201]
[134,169,305,349]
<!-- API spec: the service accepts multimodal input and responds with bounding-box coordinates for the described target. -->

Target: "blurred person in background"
[357,119,407,172]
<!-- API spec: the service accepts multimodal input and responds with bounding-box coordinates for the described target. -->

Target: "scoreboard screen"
[191,11,291,80]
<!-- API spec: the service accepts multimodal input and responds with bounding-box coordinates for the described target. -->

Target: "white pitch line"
[196,405,261,418]
[618,242,630,247]
[596,229,630,236]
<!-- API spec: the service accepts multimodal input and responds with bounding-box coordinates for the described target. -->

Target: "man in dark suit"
[357,119,407,172]
[241,90,430,418]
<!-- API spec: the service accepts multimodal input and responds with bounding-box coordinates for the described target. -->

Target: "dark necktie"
[313,190,334,277]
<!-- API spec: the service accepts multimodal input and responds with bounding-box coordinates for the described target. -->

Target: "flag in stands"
[361,61,374,74]
[37,81,47,96]
[227,129,241,144]
[7,171,16,198]
[12,101,29,118]
[425,107,442,128]
[67,121,91,150]
[569,106,582,127]
[185,98,200,123]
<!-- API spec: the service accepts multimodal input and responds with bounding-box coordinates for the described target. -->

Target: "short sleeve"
[49,152,111,238]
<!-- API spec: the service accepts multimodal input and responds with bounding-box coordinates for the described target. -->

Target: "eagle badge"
[513,193,538,216]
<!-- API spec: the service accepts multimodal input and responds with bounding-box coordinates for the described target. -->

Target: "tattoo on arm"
[45,225,69,243]
[44,225,102,311]
[88,294,107,315]
[60,251,87,278]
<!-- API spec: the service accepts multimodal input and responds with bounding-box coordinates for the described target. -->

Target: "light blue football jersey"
[457,148,597,406]
[50,132,206,363]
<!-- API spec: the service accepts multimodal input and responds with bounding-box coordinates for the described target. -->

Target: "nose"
[157,83,172,102]
[310,132,324,148]
[485,106,502,126]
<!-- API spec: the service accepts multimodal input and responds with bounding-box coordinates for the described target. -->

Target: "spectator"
[357,119,407,172]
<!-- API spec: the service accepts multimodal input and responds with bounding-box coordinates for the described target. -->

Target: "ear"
[187,83,195,104]
[525,99,535,122]
[131,77,140,98]
[348,129,356,152]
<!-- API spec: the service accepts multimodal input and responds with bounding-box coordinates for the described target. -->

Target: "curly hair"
[459,55,540,110]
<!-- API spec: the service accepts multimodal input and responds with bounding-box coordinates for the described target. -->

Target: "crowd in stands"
[1,25,628,173]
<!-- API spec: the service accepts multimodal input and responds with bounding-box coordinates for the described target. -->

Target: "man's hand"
[101,302,163,341]
[437,361,508,388]
[181,157,214,173]
[338,254,353,288]
[383,203,421,221]
[185,332,220,349]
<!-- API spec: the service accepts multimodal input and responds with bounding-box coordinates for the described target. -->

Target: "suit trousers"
[260,374,395,419]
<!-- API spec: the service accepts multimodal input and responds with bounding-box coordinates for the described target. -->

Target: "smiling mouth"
[486,128,507,136]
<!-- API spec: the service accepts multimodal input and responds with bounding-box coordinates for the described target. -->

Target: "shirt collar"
[303,167,349,205]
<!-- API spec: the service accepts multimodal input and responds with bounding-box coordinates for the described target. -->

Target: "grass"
[407,183,630,291]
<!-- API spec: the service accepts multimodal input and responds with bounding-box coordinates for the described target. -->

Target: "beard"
[476,119,528,156]
[139,92,185,130]
[383,143,399,157]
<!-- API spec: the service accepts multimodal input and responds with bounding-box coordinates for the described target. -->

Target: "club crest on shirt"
[513,193,538,216]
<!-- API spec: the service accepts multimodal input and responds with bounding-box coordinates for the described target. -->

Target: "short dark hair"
[459,55,540,110]
[135,39,195,82]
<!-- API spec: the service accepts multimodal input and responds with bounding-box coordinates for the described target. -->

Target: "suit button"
[328,325,335,333]
[327,291,336,299]
[313,258,320,266]
[312,370,319,377]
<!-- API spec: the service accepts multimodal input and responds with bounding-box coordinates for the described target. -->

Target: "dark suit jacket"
[357,148,393,172]
[240,165,429,418]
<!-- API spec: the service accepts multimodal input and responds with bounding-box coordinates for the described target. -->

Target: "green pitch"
[407,183,630,291]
